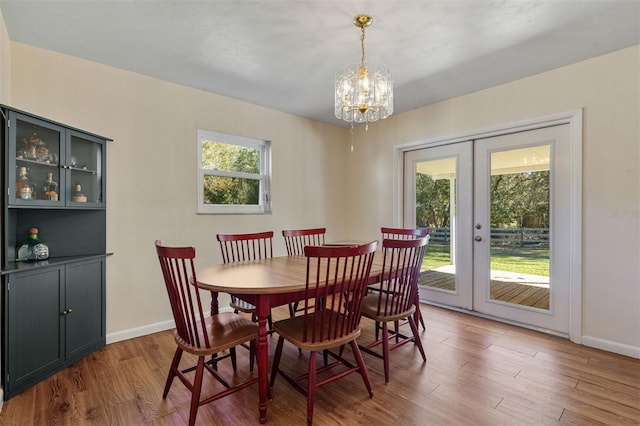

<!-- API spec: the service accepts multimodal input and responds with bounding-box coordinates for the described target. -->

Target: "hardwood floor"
[1,304,638,425]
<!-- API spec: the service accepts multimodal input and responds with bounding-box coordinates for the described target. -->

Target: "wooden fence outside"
[428,227,549,247]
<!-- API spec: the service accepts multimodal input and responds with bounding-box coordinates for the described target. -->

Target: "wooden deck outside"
[418,268,550,310]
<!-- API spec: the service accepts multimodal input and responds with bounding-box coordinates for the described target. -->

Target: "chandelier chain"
[360,25,366,67]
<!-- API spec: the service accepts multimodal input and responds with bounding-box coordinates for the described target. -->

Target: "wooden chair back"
[217,231,274,263]
[299,241,377,344]
[155,241,210,349]
[282,227,326,256]
[375,237,429,319]
[381,226,429,240]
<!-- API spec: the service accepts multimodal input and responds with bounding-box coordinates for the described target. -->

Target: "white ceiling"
[1,0,638,128]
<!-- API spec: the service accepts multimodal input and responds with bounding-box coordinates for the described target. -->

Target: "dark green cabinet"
[65,259,106,360]
[3,260,105,398]
[4,267,64,396]
[1,106,110,400]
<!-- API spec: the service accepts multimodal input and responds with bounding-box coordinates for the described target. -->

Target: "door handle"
[474,235,482,242]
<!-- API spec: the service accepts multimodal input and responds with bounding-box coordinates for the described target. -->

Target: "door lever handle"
[474,235,482,242]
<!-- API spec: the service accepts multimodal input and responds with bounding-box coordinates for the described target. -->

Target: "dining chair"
[358,237,428,383]
[155,241,258,426]
[282,227,326,256]
[379,226,429,331]
[216,231,275,343]
[381,226,430,241]
[282,227,327,316]
[269,241,378,426]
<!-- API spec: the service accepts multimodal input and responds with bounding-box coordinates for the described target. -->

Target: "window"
[198,129,271,214]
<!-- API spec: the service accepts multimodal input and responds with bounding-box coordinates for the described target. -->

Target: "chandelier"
[335,14,393,127]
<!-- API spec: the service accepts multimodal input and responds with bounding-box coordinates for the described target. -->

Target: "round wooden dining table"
[196,253,386,424]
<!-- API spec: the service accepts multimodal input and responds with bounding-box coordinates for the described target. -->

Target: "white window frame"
[197,129,271,214]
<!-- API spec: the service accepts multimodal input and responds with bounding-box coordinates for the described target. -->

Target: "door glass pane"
[15,118,61,203]
[70,135,103,204]
[489,145,550,310]
[415,157,457,293]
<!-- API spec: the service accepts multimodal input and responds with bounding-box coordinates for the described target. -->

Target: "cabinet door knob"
[61,308,73,315]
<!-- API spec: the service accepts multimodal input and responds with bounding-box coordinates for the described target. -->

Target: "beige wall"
[0,8,9,104]
[343,45,640,355]
[9,41,351,339]
[4,29,639,356]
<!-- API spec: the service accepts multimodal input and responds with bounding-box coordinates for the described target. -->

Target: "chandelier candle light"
[335,14,393,130]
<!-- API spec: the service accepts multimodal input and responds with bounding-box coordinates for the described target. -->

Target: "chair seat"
[273,310,361,352]
[174,312,258,356]
[230,297,257,313]
[361,294,416,323]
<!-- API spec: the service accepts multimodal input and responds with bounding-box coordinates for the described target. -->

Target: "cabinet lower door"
[5,267,64,396]
[65,259,105,360]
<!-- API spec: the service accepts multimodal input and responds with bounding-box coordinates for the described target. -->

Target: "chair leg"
[408,316,427,362]
[249,339,255,372]
[350,340,373,397]
[163,347,183,398]
[307,351,317,426]
[415,304,426,331]
[230,347,237,371]
[415,294,426,330]
[188,356,206,426]
[269,336,285,387]
[382,322,391,383]
[288,301,298,317]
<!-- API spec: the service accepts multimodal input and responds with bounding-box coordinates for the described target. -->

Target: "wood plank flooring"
[0,304,638,425]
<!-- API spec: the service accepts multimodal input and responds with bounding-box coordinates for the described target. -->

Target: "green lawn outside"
[423,243,549,276]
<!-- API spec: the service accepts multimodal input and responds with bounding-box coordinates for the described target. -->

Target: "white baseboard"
[106,320,175,344]
[582,335,640,359]
[105,307,234,345]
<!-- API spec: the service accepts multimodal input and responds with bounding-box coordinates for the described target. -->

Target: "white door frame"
[392,109,583,343]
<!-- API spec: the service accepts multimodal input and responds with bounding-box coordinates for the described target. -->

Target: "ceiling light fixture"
[335,14,393,130]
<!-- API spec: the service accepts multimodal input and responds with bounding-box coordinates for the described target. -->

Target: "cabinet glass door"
[11,114,64,206]
[67,130,104,206]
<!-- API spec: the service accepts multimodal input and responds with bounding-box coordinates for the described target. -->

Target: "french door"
[404,124,571,334]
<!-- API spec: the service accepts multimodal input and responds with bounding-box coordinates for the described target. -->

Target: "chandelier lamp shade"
[335,14,393,125]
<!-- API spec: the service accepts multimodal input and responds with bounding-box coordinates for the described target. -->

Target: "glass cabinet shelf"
[7,110,106,208]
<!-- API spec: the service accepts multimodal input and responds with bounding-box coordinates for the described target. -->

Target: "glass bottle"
[17,227,49,261]
[71,181,87,202]
[15,167,32,200]
[42,172,59,201]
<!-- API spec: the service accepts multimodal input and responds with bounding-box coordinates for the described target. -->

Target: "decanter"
[15,167,32,200]
[17,227,49,261]
[42,172,59,201]
[71,181,87,202]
